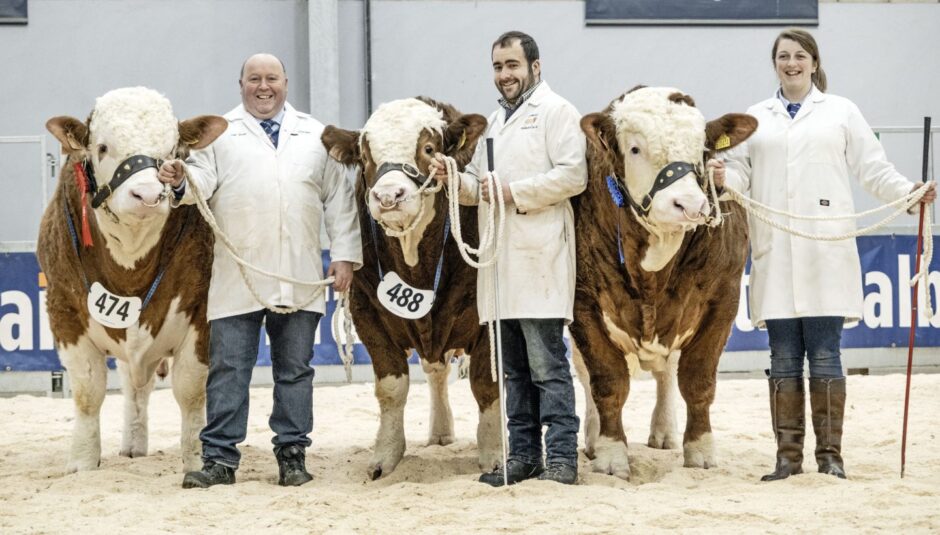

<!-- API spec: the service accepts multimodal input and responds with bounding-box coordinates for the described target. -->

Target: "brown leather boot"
[761,377,805,482]
[810,377,847,479]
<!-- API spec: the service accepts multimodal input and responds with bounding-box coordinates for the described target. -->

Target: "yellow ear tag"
[456,131,467,151]
[715,133,731,150]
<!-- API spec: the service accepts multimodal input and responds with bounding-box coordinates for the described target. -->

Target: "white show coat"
[182,103,362,321]
[724,86,915,328]
[457,82,587,323]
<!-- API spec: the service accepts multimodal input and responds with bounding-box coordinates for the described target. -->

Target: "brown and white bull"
[38,87,226,472]
[322,97,501,479]
[569,86,756,479]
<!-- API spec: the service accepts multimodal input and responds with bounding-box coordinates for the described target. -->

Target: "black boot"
[537,462,578,485]
[761,377,805,482]
[479,459,544,487]
[810,377,847,479]
[276,444,313,487]
[182,460,236,489]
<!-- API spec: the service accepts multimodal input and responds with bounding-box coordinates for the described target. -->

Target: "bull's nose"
[372,187,407,209]
[673,195,707,220]
[130,185,165,207]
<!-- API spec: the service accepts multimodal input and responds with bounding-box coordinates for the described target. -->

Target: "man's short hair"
[239,55,288,80]
[492,31,539,65]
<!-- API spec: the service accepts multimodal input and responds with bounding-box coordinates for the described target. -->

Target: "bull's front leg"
[171,331,208,472]
[467,336,501,472]
[59,338,108,472]
[369,352,410,480]
[571,343,599,459]
[648,350,681,450]
[570,310,632,480]
[422,353,454,446]
[116,358,157,460]
[676,333,723,469]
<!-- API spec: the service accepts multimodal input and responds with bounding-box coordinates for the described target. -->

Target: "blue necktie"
[260,119,280,147]
[786,103,801,119]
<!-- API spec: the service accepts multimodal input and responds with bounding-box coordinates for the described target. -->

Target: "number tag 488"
[376,271,434,319]
[86,282,142,329]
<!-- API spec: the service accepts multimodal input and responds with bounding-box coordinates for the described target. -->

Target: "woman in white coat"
[713,28,936,482]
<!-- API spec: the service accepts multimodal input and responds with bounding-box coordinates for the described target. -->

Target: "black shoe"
[479,459,544,487]
[182,461,236,489]
[276,445,313,487]
[537,462,578,485]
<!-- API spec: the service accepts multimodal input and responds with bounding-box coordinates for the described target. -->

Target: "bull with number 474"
[322,97,502,479]
[37,87,226,474]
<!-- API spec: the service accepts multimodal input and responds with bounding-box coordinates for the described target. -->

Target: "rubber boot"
[761,377,805,482]
[810,377,847,479]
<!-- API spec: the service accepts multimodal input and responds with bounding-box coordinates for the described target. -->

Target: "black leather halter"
[615,161,701,216]
[85,155,164,208]
[374,162,430,187]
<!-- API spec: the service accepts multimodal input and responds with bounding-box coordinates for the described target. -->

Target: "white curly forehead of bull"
[88,86,179,158]
[361,98,445,165]
[610,87,706,165]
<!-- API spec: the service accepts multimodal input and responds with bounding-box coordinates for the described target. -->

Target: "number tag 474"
[376,271,434,320]
[86,282,142,329]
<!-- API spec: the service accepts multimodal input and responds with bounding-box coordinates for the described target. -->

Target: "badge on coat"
[87,282,142,329]
[520,113,539,130]
[376,271,434,319]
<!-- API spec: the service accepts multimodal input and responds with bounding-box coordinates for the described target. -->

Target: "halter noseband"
[374,162,430,187]
[609,161,701,217]
[83,155,165,209]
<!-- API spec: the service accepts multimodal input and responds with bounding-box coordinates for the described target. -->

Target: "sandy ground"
[0,372,938,534]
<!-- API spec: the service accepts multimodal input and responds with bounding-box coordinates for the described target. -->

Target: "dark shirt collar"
[499,80,542,121]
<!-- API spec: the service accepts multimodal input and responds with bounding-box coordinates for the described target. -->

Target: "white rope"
[181,170,357,365]
[439,155,508,381]
[717,173,934,318]
[331,291,356,382]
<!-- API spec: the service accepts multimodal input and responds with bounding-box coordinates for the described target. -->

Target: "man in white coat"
[431,31,587,486]
[158,53,362,488]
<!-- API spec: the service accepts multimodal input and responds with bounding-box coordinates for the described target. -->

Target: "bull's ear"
[581,112,617,155]
[46,116,88,155]
[178,115,228,150]
[705,113,758,152]
[321,126,361,165]
[444,113,487,168]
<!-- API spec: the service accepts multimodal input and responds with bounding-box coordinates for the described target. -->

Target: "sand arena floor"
[0,373,938,534]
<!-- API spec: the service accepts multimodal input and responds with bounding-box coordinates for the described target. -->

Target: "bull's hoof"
[427,433,455,446]
[370,466,383,480]
[66,457,101,473]
[682,432,716,469]
[647,431,680,450]
[591,436,631,480]
[119,447,147,458]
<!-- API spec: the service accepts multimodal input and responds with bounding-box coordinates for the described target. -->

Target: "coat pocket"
[510,204,565,251]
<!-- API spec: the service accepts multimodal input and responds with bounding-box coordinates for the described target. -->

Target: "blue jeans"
[200,309,322,468]
[765,316,845,379]
[500,318,579,467]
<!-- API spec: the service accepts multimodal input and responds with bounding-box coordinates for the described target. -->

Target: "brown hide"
[321,97,498,411]
[570,90,756,451]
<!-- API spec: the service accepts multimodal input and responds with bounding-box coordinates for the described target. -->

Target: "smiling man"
[158,53,362,488]
[430,31,587,486]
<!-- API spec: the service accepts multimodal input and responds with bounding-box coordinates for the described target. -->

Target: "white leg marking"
[370,374,410,478]
[683,432,716,469]
[59,338,108,472]
[118,359,155,459]
[476,402,502,472]
[592,435,632,480]
[171,326,208,473]
[422,358,454,446]
[648,350,681,450]
[571,343,599,458]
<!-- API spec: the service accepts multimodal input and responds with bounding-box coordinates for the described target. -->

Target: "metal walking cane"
[486,137,510,487]
[901,116,931,478]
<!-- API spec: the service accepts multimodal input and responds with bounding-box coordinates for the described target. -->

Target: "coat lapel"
[498,81,549,133]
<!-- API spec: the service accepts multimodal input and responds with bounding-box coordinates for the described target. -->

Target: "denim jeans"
[200,309,322,468]
[500,318,579,467]
[765,316,845,379]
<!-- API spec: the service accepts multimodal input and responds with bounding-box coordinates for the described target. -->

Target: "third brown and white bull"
[570,86,757,479]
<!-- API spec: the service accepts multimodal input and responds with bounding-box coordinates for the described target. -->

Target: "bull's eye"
[97,144,108,160]
[424,144,434,155]
[630,147,640,155]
